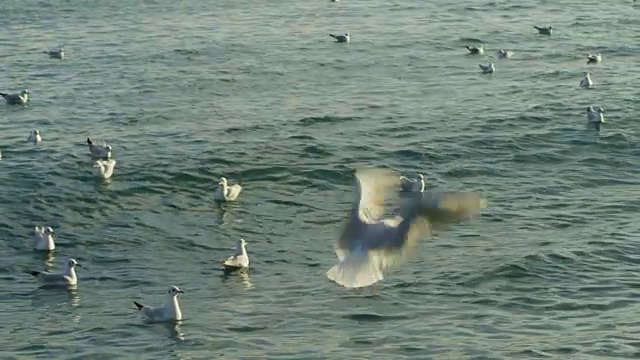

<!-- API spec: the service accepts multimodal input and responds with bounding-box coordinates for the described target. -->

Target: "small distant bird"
[133,285,184,323]
[496,49,514,59]
[1,90,29,105]
[465,45,484,55]
[28,130,42,144]
[329,33,350,43]
[214,177,242,202]
[43,46,64,59]
[86,137,112,158]
[586,53,602,64]
[400,174,426,192]
[580,72,594,88]
[25,258,81,287]
[94,159,116,179]
[587,106,605,131]
[534,26,553,35]
[222,239,250,275]
[34,226,55,251]
[0,149,2,160]
[479,62,495,74]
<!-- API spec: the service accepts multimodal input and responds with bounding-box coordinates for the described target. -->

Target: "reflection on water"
[221,270,254,289]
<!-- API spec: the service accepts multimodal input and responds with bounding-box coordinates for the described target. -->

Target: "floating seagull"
[34,226,55,251]
[329,33,350,43]
[479,62,495,74]
[87,137,112,158]
[28,130,42,144]
[94,159,116,179]
[496,49,514,59]
[222,239,250,275]
[465,45,484,55]
[133,285,184,323]
[214,177,242,202]
[400,174,426,192]
[0,149,2,160]
[43,46,64,59]
[580,72,594,88]
[534,26,553,35]
[326,168,486,289]
[1,90,29,105]
[25,258,81,287]
[587,106,605,131]
[586,53,602,64]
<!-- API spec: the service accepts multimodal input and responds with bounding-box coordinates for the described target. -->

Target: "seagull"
[0,149,2,160]
[400,174,426,192]
[28,130,42,144]
[326,168,486,289]
[329,33,350,43]
[214,177,242,202]
[534,26,553,35]
[465,45,484,55]
[586,53,602,64]
[94,159,116,179]
[479,62,495,74]
[222,239,250,275]
[496,49,514,59]
[34,226,55,251]
[580,72,594,88]
[25,258,81,286]
[87,137,112,158]
[1,90,29,105]
[587,106,605,131]
[133,285,184,323]
[43,46,64,59]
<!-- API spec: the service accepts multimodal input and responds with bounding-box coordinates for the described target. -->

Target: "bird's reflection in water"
[221,269,254,289]
[215,205,232,225]
[36,251,56,268]
[159,321,185,341]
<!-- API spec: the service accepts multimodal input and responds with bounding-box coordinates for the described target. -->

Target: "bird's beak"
[75,263,82,267]
[178,290,185,294]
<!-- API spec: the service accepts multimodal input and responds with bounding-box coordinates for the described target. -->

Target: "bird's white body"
[479,62,495,74]
[465,45,484,55]
[27,258,80,286]
[222,239,250,273]
[28,130,42,144]
[215,177,242,202]
[94,159,116,179]
[44,47,64,59]
[34,226,56,251]
[534,26,553,35]
[586,53,602,64]
[580,72,594,88]
[497,49,514,59]
[1,90,29,105]
[134,285,184,323]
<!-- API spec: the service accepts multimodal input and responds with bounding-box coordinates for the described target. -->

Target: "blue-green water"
[1,0,640,358]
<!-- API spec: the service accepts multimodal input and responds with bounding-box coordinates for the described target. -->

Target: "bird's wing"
[40,273,73,285]
[227,184,242,200]
[421,190,486,228]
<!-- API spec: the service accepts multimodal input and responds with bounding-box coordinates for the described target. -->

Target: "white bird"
[586,53,602,64]
[28,130,42,144]
[133,285,184,323]
[222,239,250,274]
[1,90,29,105]
[25,258,81,286]
[44,46,64,59]
[326,168,486,289]
[587,106,605,131]
[496,49,514,59]
[465,45,484,55]
[534,26,553,35]
[479,62,495,74]
[329,33,350,43]
[580,72,594,88]
[0,149,2,160]
[94,159,116,179]
[214,177,242,202]
[400,174,426,192]
[33,226,55,251]
[86,137,112,158]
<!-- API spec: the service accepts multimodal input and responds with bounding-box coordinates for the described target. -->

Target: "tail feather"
[326,251,383,288]
[25,271,41,277]
[0,93,7,98]
[87,137,93,145]
[133,301,144,310]
[329,34,337,39]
